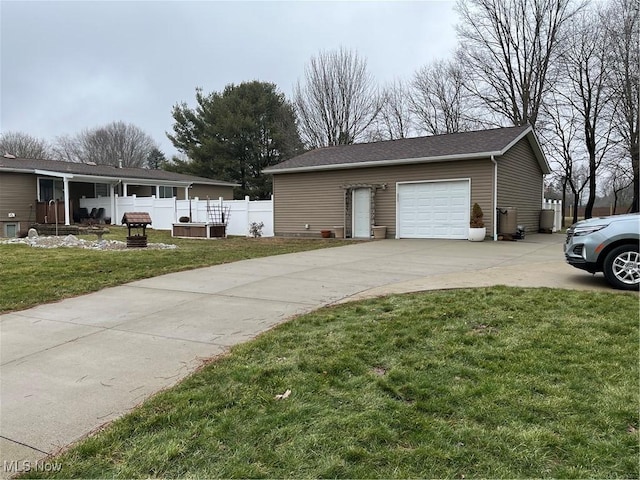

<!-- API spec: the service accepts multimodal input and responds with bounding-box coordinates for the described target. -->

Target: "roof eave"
[498,126,551,174]
[264,151,502,174]
[527,130,552,175]
[22,168,238,187]
[34,169,75,179]
[0,167,35,174]
[191,180,240,187]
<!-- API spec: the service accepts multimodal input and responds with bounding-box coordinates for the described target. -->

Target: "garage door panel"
[398,180,470,239]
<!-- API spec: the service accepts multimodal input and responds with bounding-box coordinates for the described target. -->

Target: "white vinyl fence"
[175,196,274,237]
[79,195,274,237]
[542,199,563,232]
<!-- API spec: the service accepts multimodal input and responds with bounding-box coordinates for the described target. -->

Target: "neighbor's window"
[94,183,111,197]
[159,186,176,198]
[38,178,64,201]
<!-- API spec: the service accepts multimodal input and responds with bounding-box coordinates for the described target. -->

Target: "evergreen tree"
[146,147,166,169]
[167,81,303,199]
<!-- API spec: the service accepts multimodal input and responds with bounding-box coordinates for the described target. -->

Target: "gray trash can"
[539,209,554,233]
[498,207,517,235]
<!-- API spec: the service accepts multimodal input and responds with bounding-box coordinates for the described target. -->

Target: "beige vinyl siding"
[127,185,155,197]
[0,172,37,227]
[497,138,544,233]
[187,185,234,201]
[273,159,494,237]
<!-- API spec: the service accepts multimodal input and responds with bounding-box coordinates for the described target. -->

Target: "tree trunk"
[584,155,597,219]
[561,179,568,228]
[631,148,639,213]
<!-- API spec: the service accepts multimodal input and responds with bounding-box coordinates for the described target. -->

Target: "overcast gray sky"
[1,1,459,157]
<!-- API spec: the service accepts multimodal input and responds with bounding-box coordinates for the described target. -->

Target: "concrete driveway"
[0,234,617,475]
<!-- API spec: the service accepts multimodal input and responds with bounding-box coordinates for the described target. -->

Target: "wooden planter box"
[172,223,226,239]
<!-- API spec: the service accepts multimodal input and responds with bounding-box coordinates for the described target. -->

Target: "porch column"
[184,186,189,199]
[155,185,160,197]
[110,184,116,225]
[123,183,128,196]
[63,176,71,225]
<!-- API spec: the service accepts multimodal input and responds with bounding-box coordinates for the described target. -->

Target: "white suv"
[565,213,640,290]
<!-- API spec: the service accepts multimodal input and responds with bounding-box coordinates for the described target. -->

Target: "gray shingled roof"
[265,125,550,174]
[0,157,238,186]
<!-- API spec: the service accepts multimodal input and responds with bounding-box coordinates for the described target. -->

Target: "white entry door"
[397,180,470,239]
[352,188,371,238]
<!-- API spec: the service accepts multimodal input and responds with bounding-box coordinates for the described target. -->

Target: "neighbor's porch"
[35,173,191,226]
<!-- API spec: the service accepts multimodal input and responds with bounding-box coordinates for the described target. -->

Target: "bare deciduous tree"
[602,0,639,212]
[369,79,415,141]
[294,47,381,148]
[603,157,634,214]
[53,121,158,167]
[410,58,478,135]
[52,134,84,163]
[558,7,615,219]
[456,0,579,128]
[0,131,50,158]
[540,93,587,225]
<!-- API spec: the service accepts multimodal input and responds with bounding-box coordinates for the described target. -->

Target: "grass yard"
[0,227,353,313]
[23,287,639,479]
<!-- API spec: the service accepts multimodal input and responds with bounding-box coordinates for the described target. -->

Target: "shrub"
[470,203,485,228]
[249,222,264,238]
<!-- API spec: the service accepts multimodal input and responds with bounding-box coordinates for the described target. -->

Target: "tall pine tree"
[167,81,303,199]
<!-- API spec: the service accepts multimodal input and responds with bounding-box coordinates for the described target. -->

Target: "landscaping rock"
[1,235,177,251]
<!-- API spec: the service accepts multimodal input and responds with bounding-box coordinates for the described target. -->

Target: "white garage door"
[397,180,470,239]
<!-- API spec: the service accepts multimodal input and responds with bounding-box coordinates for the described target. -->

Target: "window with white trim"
[159,186,177,198]
[38,178,64,201]
[95,183,111,197]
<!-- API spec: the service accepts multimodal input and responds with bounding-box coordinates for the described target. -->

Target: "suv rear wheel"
[602,245,640,291]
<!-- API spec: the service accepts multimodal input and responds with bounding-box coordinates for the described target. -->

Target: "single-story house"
[0,156,237,237]
[264,125,551,240]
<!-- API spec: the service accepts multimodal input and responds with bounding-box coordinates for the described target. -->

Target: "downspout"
[491,155,498,241]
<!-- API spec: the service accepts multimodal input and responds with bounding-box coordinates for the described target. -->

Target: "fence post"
[244,196,250,236]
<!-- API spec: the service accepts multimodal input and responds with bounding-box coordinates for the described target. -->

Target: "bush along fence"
[79,195,274,237]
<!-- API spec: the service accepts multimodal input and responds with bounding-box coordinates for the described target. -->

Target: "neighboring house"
[0,156,237,237]
[264,125,551,240]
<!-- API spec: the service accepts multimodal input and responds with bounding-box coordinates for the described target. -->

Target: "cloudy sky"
[1,1,459,157]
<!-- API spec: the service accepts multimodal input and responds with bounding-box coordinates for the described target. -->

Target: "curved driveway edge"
[0,234,618,476]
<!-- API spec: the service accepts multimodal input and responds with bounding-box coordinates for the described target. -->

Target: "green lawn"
[23,287,639,479]
[0,227,353,313]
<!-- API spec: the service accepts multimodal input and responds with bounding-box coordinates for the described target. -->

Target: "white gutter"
[264,151,503,174]
[491,155,498,241]
[34,169,74,179]
[32,169,235,188]
[72,174,191,187]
